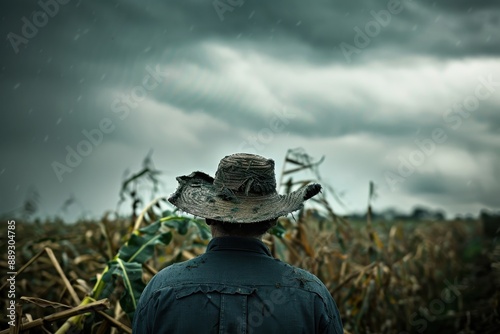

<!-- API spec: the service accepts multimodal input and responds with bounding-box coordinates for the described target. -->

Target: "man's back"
[134,237,343,334]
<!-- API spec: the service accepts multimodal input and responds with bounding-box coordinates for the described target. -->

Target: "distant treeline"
[346,206,500,222]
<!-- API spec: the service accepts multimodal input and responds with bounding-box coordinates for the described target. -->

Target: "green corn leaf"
[119,230,172,263]
[138,219,163,235]
[161,209,174,217]
[106,259,145,321]
[98,265,116,300]
[191,219,212,240]
[161,217,190,235]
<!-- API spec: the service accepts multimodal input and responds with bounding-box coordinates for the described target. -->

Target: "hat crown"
[213,153,277,197]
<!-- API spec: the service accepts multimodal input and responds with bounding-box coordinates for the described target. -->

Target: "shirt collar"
[206,237,272,257]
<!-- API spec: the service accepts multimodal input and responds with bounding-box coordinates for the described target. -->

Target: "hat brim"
[168,171,321,223]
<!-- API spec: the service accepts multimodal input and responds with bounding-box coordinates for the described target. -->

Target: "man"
[133,153,343,333]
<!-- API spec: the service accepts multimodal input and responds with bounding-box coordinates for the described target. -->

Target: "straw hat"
[168,153,321,223]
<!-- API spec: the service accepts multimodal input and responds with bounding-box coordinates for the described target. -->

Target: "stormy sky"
[1,0,499,221]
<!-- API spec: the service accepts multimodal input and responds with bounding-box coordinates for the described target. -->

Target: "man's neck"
[210,228,262,240]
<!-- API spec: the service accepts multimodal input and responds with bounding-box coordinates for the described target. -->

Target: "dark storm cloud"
[432,0,499,11]
[4,0,499,65]
[405,165,500,208]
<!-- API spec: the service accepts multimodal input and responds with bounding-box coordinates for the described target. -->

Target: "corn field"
[1,149,499,333]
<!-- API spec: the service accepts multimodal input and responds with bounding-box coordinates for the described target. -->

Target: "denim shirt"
[133,237,343,334]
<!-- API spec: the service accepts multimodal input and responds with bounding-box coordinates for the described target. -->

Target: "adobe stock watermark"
[51,65,168,182]
[399,277,468,333]
[384,74,499,191]
[339,0,412,63]
[237,107,295,154]
[7,0,72,54]
[213,0,244,21]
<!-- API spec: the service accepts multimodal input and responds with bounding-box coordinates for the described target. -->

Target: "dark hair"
[206,218,277,237]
